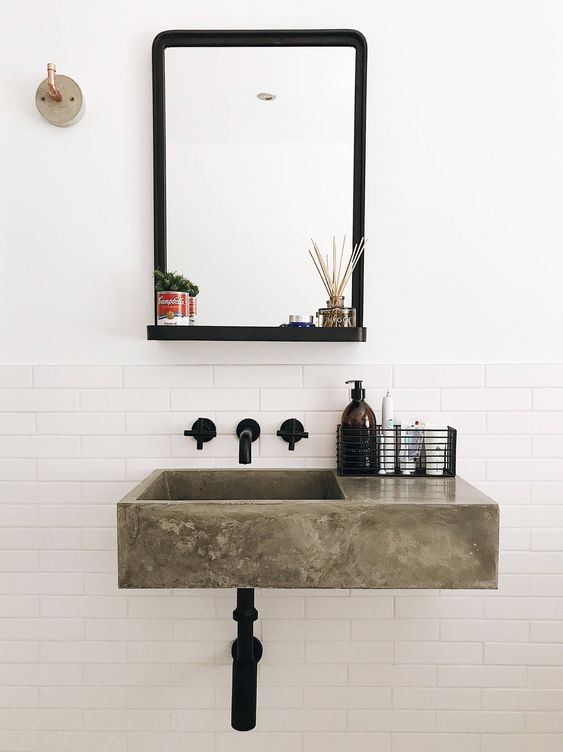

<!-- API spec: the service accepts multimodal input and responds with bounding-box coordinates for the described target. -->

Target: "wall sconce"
[35,63,84,126]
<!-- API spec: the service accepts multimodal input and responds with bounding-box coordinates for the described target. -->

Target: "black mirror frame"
[151,29,367,338]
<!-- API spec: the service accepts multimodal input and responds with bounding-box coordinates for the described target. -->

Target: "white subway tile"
[0,460,36,480]
[38,459,125,481]
[0,573,83,595]
[531,528,563,550]
[128,642,215,664]
[529,666,563,688]
[41,595,126,618]
[262,619,349,642]
[488,411,563,434]
[258,708,346,731]
[40,641,126,663]
[481,733,563,752]
[526,713,563,732]
[0,436,80,458]
[484,688,563,710]
[304,686,391,708]
[39,731,126,752]
[124,366,212,389]
[82,435,170,458]
[0,505,37,526]
[215,365,301,388]
[348,709,435,732]
[0,390,78,412]
[532,482,563,503]
[217,732,301,752]
[484,642,563,665]
[0,413,35,435]
[303,732,390,752]
[487,364,563,387]
[0,367,32,388]
[393,687,480,710]
[397,411,486,434]
[37,412,125,435]
[128,685,214,709]
[39,686,126,708]
[395,642,483,665]
[437,710,524,732]
[531,575,563,596]
[260,664,347,686]
[530,620,563,642]
[395,597,484,620]
[351,619,439,642]
[533,435,563,457]
[488,459,563,481]
[171,389,258,411]
[169,708,230,731]
[0,550,38,572]
[534,389,563,410]
[395,365,484,388]
[348,665,437,687]
[306,596,393,619]
[392,733,480,752]
[260,389,352,411]
[80,390,169,412]
[84,709,171,731]
[305,642,393,664]
[128,596,215,619]
[458,435,531,458]
[84,664,170,687]
[303,365,392,388]
[34,366,122,389]
[441,619,529,642]
[0,730,38,751]
[442,388,531,411]
[86,619,172,641]
[0,687,37,707]
[438,665,527,688]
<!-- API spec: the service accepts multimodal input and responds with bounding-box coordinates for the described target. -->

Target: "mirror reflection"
[165,46,356,327]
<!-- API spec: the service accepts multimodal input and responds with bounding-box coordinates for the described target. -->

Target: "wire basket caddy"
[337,425,457,477]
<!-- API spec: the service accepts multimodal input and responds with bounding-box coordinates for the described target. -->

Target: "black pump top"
[345,379,365,401]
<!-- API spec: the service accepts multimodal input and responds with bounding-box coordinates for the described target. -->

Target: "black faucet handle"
[277,418,309,451]
[184,417,217,450]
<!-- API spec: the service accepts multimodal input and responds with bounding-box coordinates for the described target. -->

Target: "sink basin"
[118,469,499,590]
[138,469,344,501]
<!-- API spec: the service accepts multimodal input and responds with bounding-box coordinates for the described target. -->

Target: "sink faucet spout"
[236,419,261,465]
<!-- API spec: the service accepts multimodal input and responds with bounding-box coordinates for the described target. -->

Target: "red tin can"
[157,292,188,325]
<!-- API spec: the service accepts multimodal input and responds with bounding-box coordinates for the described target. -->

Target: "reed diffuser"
[308,236,365,327]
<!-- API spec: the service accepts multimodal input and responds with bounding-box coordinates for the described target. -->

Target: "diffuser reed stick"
[308,236,365,303]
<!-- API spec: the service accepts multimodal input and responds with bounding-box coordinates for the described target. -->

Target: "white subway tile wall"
[0,363,561,751]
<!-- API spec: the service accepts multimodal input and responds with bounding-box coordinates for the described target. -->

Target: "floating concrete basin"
[117,470,498,590]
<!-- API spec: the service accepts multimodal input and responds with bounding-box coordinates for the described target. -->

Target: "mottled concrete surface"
[117,470,499,590]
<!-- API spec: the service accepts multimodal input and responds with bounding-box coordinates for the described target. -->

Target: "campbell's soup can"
[157,292,197,325]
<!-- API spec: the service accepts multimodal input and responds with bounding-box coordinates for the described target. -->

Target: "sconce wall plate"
[35,68,84,127]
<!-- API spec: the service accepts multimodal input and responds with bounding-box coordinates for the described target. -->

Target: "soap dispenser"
[339,380,377,474]
[341,380,377,429]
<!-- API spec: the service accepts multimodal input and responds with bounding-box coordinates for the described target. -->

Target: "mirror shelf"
[150,29,367,342]
[147,325,367,342]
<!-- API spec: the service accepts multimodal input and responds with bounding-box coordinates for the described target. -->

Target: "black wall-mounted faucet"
[277,418,309,451]
[184,418,217,450]
[236,419,260,464]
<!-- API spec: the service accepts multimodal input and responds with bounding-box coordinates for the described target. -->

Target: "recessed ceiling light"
[257,92,276,101]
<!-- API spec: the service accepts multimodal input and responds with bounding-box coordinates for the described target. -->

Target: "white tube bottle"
[380,389,395,473]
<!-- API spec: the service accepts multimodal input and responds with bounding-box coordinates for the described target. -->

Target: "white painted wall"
[1,2,563,752]
[1,0,563,363]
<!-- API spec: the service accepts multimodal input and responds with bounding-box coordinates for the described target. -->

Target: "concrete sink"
[117,469,499,590]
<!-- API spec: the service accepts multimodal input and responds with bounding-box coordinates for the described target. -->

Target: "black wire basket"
[337,425,457,477]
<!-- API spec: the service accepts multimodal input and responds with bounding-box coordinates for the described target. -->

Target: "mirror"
[152,31,367,335]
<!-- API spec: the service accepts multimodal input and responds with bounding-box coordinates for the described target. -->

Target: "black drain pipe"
[231,588,263,731]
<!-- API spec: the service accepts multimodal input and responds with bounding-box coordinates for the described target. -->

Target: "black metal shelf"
[147,325,367,342]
